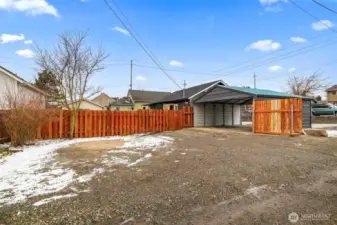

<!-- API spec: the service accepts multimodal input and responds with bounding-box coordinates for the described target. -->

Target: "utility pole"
[130,60,133,90]
[183,80,187,98]
[254,73,257,89]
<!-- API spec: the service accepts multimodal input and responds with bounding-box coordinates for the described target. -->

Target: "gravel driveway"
[0,129,336,225]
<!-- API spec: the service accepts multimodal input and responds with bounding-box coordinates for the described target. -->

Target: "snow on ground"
[327,130,337,137]
[0,134,173,207]
[77,168,105,183]
[32,194,78,207]
[312,124,337,129]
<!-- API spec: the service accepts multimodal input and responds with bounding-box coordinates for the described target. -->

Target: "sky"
[1,0,337,98]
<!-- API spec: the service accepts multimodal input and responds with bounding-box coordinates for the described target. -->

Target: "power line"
[289,0,337,33]
[312,0,337,15]
[216,38,337,77]
[102,0,181,88]
[132,63,226,77]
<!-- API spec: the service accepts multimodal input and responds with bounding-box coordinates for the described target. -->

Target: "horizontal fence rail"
[0,107,194,140]
[253,98,302,135]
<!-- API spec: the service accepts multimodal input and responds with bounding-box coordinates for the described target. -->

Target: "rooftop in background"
[152,80,226,104]
[326,85,337,92]
[111,97,134,106]
[128,90,170,102]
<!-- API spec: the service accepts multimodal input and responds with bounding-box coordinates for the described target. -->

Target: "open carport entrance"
[192,85,306,135]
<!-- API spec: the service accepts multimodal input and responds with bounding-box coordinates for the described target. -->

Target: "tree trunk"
[69,110,77,139]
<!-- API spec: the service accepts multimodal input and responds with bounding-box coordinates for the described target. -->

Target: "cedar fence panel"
[253,98,302,135]
[0,107,194,140]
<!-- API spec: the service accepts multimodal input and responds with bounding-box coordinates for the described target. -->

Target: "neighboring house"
[326,85,337,105]
[0,65,47,109]
[62,99,104,110]
[110,97,134,111]
[91,92,116,109]
[128,90,170,110]
[149,80,225,110]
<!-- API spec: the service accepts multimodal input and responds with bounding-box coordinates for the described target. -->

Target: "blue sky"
[1,0,337,98]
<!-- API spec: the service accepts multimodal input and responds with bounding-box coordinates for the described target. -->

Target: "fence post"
[291,103,294,135]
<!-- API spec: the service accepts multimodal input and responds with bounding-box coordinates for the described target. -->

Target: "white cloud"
[259,0,284,4]
[112,26,130,36]
[246,40,281,52]
[290,37,307,43]
[312,20,334,31]
[0,0,59,17]
[268,65,283,72]
[136,75,146,81]
[24,40,33,44]
[169,60,184,68]
[16,49,35,58]
[288,68,296,72]
[259,0,288,12]
[0,33,24,44]
[264,5,282,12]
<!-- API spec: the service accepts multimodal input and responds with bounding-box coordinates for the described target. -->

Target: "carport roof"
[194,85,311,104]
[228,86,300,98]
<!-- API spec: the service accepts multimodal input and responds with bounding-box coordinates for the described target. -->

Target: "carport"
[191,85,312,132]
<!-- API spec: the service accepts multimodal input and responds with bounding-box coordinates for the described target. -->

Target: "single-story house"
[62,99,104,110]
[91,92,117,109]
[0,65,47,109]
[128,89,170,110]
[149,80,313,129]
[110,97,134,111]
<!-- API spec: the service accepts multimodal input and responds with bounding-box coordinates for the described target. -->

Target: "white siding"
[193,103,205,127]
[0,70,18,108]
[215,104,224,126]
[224,104,233,126]
[204,103,214,127]
[193,103,241,127]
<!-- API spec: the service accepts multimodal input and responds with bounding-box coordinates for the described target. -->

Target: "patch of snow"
[245,185,268,199]
[32,193,78,207]
[77,168,105,183]
[127,153,152,167]
[122,135,173,150]
[181,152,186,155]
[0,134,173,207]
[101,156,130,166]
[327,130,337,137]
[312,124,337,129]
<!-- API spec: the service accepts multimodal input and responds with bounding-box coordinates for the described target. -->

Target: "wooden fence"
[0,107,194,140]
[253,98,302,135]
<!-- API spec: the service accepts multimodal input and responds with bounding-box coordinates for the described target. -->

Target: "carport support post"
[232,104,234,127]
[252,98,255,133]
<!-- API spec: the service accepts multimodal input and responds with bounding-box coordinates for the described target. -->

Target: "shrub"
[1,86,57,146]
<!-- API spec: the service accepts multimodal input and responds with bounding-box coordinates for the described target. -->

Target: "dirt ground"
[1,129,337,225]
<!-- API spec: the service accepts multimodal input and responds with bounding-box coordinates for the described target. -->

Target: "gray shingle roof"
[152,80,225,103]
[128,90,170,102]
[112,97,134,106]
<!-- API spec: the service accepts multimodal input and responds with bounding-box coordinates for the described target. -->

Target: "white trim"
[0,67,25,84]
[188,80,227,100]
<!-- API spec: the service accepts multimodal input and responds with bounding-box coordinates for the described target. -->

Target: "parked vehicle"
[312,104,337,116]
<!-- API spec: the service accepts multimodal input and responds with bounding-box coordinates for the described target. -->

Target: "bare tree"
[35,31,108,138]
[286,71,327,96]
